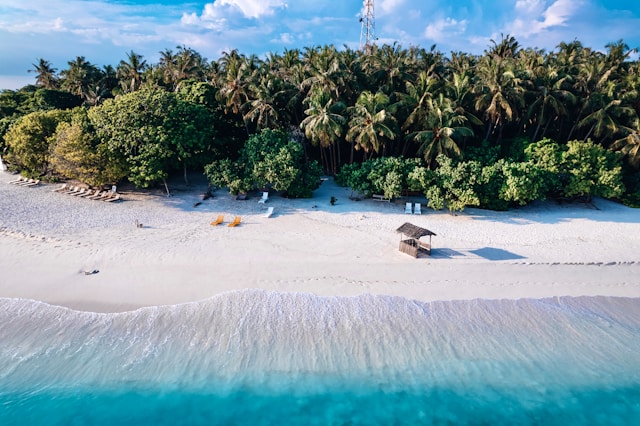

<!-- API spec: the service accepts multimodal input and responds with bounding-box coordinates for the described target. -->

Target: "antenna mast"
[360,0,376,54]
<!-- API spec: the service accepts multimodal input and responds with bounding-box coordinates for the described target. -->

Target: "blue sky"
[1,0,639,90]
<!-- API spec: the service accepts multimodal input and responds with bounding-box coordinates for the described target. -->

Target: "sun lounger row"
[210,215,242,227]
[8,176,40,187]
[52,184,121,202]
[405,202,422,215]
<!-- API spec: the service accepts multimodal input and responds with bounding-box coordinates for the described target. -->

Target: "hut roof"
[396,222,436,239]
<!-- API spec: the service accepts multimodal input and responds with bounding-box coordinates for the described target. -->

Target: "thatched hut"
[396,222,436,257]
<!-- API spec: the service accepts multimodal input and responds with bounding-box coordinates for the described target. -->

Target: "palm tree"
[117,50,147,93]
[398,71,438,154]
[473,54,525,143]
[346,91,397,160]
[611,128,640,169]
[578,92,636,143]
[526,61,576,141]
[406,94,473,168]
[30,59,58,89]
[364,42,414,96]
[243,73,286,132]
[302,45,344,100]
[300,87,346,173]
[60,56,101,103]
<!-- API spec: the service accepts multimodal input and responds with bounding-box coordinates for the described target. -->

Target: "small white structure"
[0,155,6,172]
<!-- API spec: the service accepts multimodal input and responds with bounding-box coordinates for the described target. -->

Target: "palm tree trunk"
[163,178,171,196]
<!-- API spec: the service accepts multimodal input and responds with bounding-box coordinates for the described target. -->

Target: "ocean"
[1,291,639,425]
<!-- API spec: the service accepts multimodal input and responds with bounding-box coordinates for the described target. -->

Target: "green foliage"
[406,165,436,193]
[3,109,71,175]
[427,155,481,213]
[499,160,548,205]
[527,138,625,200]
[204,129,321,197]
[525,138,564,195]
[204,159,253,194]
[89,88,215,189]
[477,162,509,211]
[32,89,83,111]
[561,139,625,200]
[335,157,425,199]
[465,140,501,165]
[49,109,126,186]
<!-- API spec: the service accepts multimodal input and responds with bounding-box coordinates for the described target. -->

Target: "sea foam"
[1,291,639,424]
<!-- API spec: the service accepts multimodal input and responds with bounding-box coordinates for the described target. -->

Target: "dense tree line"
[1,36,639,208]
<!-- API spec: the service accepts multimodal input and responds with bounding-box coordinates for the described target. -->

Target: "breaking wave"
[1,291,639,424]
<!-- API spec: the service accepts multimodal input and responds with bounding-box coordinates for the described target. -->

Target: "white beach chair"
[404,202,412,214]
[414,203,422,215]
[264,206,274,218]
[52,184,69,192]
[8,176,26,185]
[18,178,40,187]
[258,191,269,204]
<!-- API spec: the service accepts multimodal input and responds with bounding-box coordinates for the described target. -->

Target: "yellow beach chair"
[228,216,241,227]
[210,215,224,226]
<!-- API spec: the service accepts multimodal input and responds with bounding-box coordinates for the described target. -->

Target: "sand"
[1,171,639,312]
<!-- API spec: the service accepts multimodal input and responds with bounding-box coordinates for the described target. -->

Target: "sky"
[1,0,639,90]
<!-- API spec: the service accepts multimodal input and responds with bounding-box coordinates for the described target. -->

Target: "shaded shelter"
[396,222,436,257]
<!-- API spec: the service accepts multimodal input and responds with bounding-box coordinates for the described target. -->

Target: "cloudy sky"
[1,0,639,90]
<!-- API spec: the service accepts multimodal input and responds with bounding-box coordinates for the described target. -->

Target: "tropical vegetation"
[1,36,639,209]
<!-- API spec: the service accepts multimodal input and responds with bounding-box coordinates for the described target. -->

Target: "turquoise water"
[1,292,639,425]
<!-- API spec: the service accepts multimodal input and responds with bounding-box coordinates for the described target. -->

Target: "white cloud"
[378,0,406,17]
[424,17,467,42]
[508,0,582,38]
[271,32,295,44]
[198,0,287,21]
[541,0,578,28]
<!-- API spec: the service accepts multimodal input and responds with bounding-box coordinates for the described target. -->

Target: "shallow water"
[1,291,639,425]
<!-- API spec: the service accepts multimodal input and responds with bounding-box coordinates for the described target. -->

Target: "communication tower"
[359,0,376,54]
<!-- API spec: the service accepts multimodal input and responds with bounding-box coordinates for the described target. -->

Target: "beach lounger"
[405,202,412,214]
[52,184,69,192]
[70,188,87,196]
[210,215,224,226]
[103,193,121,202]
[14,178,33,186]
[79,189,100,198]
[264,207,274,218]
[86,191,107,200]
[63,186,80,195]
[228,216,241,227]
[258,191,269,204]
[17,178,40,187]
[8,176,27,185]
[414,203,422,215]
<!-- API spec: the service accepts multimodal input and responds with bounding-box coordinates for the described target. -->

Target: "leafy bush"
[3,109,72,175]
[427,155,481,213]
[205,129,321,197]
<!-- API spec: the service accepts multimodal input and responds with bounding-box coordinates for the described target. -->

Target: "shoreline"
[1,171,639,313]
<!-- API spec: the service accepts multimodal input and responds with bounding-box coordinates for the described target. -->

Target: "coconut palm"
[346,91,397,159]
[300,87,346,173]
[116,50,147,93]
[60,56,101,103]
[473,54,525,143]
[611,128,640,169]
[406,94,473,168]
[30,59,59,89]
[243,72,287,132]
[526,61,576,141]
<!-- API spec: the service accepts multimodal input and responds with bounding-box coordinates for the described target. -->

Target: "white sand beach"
[1,171,639,312]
